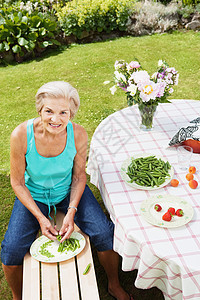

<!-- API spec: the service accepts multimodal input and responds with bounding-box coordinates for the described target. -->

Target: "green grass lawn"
[0,30,199,299]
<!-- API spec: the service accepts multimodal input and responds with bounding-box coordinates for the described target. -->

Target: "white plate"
[140,194,194,228]
[120,153,174,190]
[30,232,86,263]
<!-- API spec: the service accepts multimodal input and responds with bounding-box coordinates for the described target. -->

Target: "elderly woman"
[1,81,133,300]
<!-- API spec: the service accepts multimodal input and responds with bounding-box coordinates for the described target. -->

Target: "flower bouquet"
[109,59,179,131]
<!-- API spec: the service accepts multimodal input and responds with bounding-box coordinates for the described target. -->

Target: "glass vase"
[138,103,157,131]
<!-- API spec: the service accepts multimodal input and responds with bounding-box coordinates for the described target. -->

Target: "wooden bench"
[22,210,100,300]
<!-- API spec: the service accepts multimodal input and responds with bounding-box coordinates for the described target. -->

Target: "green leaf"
[15,28,22,38]
[31,16,42,28]
[0,16,5,26]
[21,16,28,23]
[12,44,21,53]
[0,42,4,51]
[0,28,10,40]
[50,39,61,46]
[17,11,23,21]
[3,41,10,51]
[28,32,38,41]
[18,37,28,46]
[42,41,49,47]
[28,40,35,50]
[7,36,14,44]
[39,28,46,36]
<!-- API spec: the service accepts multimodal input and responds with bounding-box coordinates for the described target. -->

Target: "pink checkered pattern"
[87,100,200,300]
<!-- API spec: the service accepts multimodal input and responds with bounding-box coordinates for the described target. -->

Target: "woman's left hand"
[59,210,75,242]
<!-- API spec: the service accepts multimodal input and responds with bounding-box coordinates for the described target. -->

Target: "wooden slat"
[22,252,40,300]
[76,231,100,300]
[41,262,60,300]
[59,258,80,300]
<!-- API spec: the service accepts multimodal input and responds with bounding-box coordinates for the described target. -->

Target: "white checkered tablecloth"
[87,99,200,300]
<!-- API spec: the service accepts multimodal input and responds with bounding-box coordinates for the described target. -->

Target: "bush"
[0,0,70,9]
[0,7,61,63]
[182,0,200,6]
[55,0,135,39]
[127,1,179,36]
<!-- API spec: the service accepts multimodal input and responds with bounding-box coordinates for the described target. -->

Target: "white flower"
[169,88,174,94]
[158,60,164,67]
[138,81,158,102]
[114,60,126,71]
[114,71,126,83]
[130,70,150,84]
[174,73,179,85]
[127,84,137,96]
[103,80,110,85]
[20,2,24,10]
[110,85,117,95]
[151,72,158,80]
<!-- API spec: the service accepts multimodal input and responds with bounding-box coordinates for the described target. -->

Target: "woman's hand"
[39,216,58,240]
[59,210,75,243]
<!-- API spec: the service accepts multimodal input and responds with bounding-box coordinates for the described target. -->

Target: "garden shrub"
[182,0,200,6]
[0,6,61,63]
[0,0,70,9]
[55,0,135,39]
[127,1,179,36]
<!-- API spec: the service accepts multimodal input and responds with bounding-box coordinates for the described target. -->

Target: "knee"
[1,240,25,265]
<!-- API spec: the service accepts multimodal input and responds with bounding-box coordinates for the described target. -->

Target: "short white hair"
[35,81,80,119]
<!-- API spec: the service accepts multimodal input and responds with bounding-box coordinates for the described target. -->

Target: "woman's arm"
[10,123,58,240]
[59,123,88,241]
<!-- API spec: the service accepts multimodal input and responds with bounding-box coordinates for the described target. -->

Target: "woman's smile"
[49,123,62,128]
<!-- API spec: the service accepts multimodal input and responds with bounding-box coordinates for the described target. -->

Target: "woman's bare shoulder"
[11,121,28,139]
[10,121,28,152]
[72,122,88,141]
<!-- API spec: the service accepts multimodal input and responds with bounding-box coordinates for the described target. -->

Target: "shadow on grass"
[0,31,126,68]
[92,244,165,300]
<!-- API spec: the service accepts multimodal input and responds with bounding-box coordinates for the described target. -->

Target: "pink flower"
[128,61,141,69]
[139,81,166,101]
[130,70,150,84]
[156,81,166,98]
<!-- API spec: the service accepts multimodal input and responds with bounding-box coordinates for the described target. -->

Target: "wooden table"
[87,99,200,300]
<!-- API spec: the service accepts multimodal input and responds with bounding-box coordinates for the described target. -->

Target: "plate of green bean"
[30,231,86,263]
[121,153,174,190]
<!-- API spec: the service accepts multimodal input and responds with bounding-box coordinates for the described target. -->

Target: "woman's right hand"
[39,216,58,240]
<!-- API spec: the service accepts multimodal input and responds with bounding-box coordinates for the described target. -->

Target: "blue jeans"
[1,185,114,265]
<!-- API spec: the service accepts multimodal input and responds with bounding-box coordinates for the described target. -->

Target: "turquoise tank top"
[25,119,77,212]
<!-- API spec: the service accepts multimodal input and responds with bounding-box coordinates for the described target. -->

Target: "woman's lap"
[1,185,114,265]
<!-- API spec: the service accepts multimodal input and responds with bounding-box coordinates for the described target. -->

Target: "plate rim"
[140,194,194,228]
[30,231,86,263]
[120,152,174,190]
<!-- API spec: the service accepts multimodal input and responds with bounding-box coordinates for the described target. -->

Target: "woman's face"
[39,97,70,134]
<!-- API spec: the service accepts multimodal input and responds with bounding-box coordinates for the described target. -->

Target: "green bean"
[83,263,91,275]
[126,156,171,188]
[57,235,80,253]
